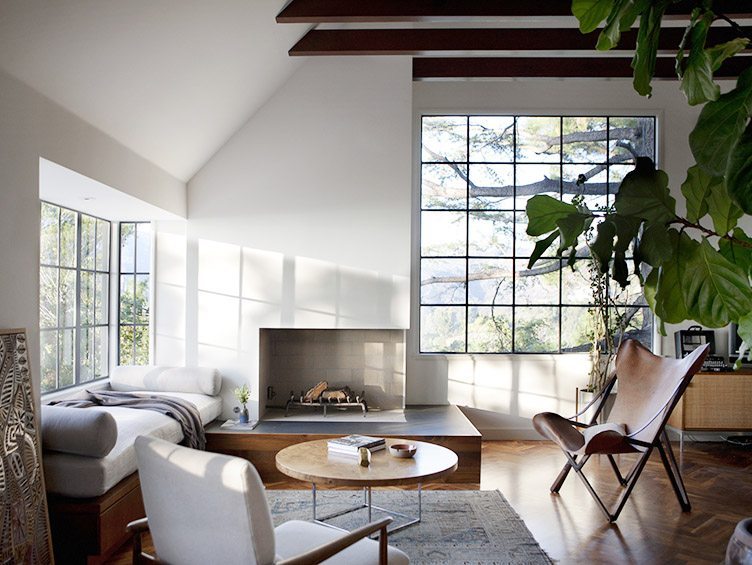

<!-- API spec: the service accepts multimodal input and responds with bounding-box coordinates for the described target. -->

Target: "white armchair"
[129,436,409,565]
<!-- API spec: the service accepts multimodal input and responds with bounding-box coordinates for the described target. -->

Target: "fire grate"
[285,382,368,417]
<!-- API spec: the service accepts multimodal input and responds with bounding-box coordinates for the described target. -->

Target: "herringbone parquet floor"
[107,440,752,564]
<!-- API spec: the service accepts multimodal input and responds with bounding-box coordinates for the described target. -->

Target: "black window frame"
[418,114,656,354]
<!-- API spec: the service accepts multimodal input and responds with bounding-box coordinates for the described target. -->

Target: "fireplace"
[258,329,405,420]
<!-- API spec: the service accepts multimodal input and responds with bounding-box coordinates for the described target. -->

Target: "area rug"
[266,489,552,564]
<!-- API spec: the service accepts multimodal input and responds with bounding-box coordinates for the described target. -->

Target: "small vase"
[727,518,752,564]
[239,406,249,424]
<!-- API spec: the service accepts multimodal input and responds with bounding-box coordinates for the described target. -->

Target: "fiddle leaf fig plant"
[525,1,752,360]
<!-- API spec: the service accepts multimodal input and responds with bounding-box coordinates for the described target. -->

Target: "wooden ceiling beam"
[277,0,752,23]
[290,27,748,56]
[412,56,752,80]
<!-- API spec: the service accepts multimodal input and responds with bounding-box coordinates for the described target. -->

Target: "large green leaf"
[614,158,676,225]
[590,220,617,274]
[610,214,642,286]
[718,228,752,278]
[706,38,750,72]
[690,66,752,177]
[737,311,752,350]
[637,223,673,267]
[572,0,615,33]
[556,213,590,252]
[631,0,670,96]
[526,195,579,236]
[726,121,752,214]
[680,237,752,327]
[680,164,719,223]
[706,178,743,234]
[677,11,719,106]
[527,231,559,270]
[653,231,692,324]
[596,0,630,50]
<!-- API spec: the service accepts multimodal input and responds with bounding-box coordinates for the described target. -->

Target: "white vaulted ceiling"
[0,0,307,181]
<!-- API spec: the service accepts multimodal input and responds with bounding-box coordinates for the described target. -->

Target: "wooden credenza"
[669,371,752,431]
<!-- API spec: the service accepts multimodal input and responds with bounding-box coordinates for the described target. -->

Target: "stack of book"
[327,434,386,456]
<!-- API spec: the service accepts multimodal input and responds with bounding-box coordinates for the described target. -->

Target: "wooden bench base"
[47,472,144,564]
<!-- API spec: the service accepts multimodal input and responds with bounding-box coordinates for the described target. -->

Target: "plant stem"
[670,216,752,249]
[714,12,752,42]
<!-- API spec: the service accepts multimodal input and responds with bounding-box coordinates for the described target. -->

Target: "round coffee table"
[275,438,458,532]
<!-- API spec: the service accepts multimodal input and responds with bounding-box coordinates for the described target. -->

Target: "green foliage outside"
[526,1,752,362]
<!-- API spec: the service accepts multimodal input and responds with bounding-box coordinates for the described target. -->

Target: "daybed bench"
[42,365,222,564]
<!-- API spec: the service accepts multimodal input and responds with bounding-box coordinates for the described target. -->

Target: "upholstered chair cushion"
[41,405,118,458]
[110,365,221,396]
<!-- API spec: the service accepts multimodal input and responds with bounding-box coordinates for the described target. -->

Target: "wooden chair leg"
[657,435,691,511]
[606,454,627,486]
[551,454,590,493]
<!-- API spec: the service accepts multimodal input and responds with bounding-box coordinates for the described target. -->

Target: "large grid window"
[118,222,151,364]
[39,202,110,392]
[419,115,655,354]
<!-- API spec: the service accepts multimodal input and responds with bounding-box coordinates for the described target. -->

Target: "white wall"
[0,69,185,398]
[167,57,413,417]
[410,79,722,437]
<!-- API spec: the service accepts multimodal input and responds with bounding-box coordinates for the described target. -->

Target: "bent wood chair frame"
[542,342,708,523]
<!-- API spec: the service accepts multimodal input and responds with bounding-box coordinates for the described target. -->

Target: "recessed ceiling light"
[82,196,95,201]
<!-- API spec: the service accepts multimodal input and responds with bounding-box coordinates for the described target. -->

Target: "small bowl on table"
[389,443,417,458]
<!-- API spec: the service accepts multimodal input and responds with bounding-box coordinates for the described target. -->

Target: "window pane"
[135,275,150,324]
[134,325,150,365]
[40,202,59,266]
[120,275,135,323]
[422,116,467,162]
[469,164,514,210]
[136,223,151,272]
[561,307,593,352]
[469,116,514,162]
[119,326,134,365]
[420,306,465,353]
[418,114,653,354]
[420,259,466,304]
[515,259,560,305]
[468,212,514,257]
[562,164,607,211]
[59,328,75,388]
[468,259,513,304]
[60,208,77,268]
[515,164,560,210]
[59,268,76,327]
[610,117,655,162]
[514,307,559,352]
[562,117,607,163]
[80,271,95,326]
[610,274,647,306]
[421,211,466,257]
[562,260,593,305]
[95,326,108,377]
[95,273,109,324]
[422,164,467,210]
[40,267,58,328]
[40,330,57,393]
[516,117,560,163]
[96,219,110,271]
[120,223,136,272]
[80,326,94,382]
[80,215,96,270]
[468,306,512,352]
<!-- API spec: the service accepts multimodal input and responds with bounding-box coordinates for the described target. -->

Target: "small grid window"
[118,222,151,364]
[39,202,110,392]
[419,115,655,354]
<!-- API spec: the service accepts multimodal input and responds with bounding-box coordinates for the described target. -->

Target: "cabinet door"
[681,372,752,430]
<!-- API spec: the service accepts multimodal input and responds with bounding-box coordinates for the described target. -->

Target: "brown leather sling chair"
[533,339,709,522]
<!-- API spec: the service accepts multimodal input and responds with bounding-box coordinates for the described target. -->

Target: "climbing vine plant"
[526,0,752,355]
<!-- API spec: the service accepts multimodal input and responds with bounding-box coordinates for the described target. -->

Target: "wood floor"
[106,440,752,564]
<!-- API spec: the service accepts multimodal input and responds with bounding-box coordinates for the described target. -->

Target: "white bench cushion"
[110,365,221,396]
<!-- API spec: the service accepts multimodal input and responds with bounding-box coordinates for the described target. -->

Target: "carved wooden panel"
[0,328,53,563]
